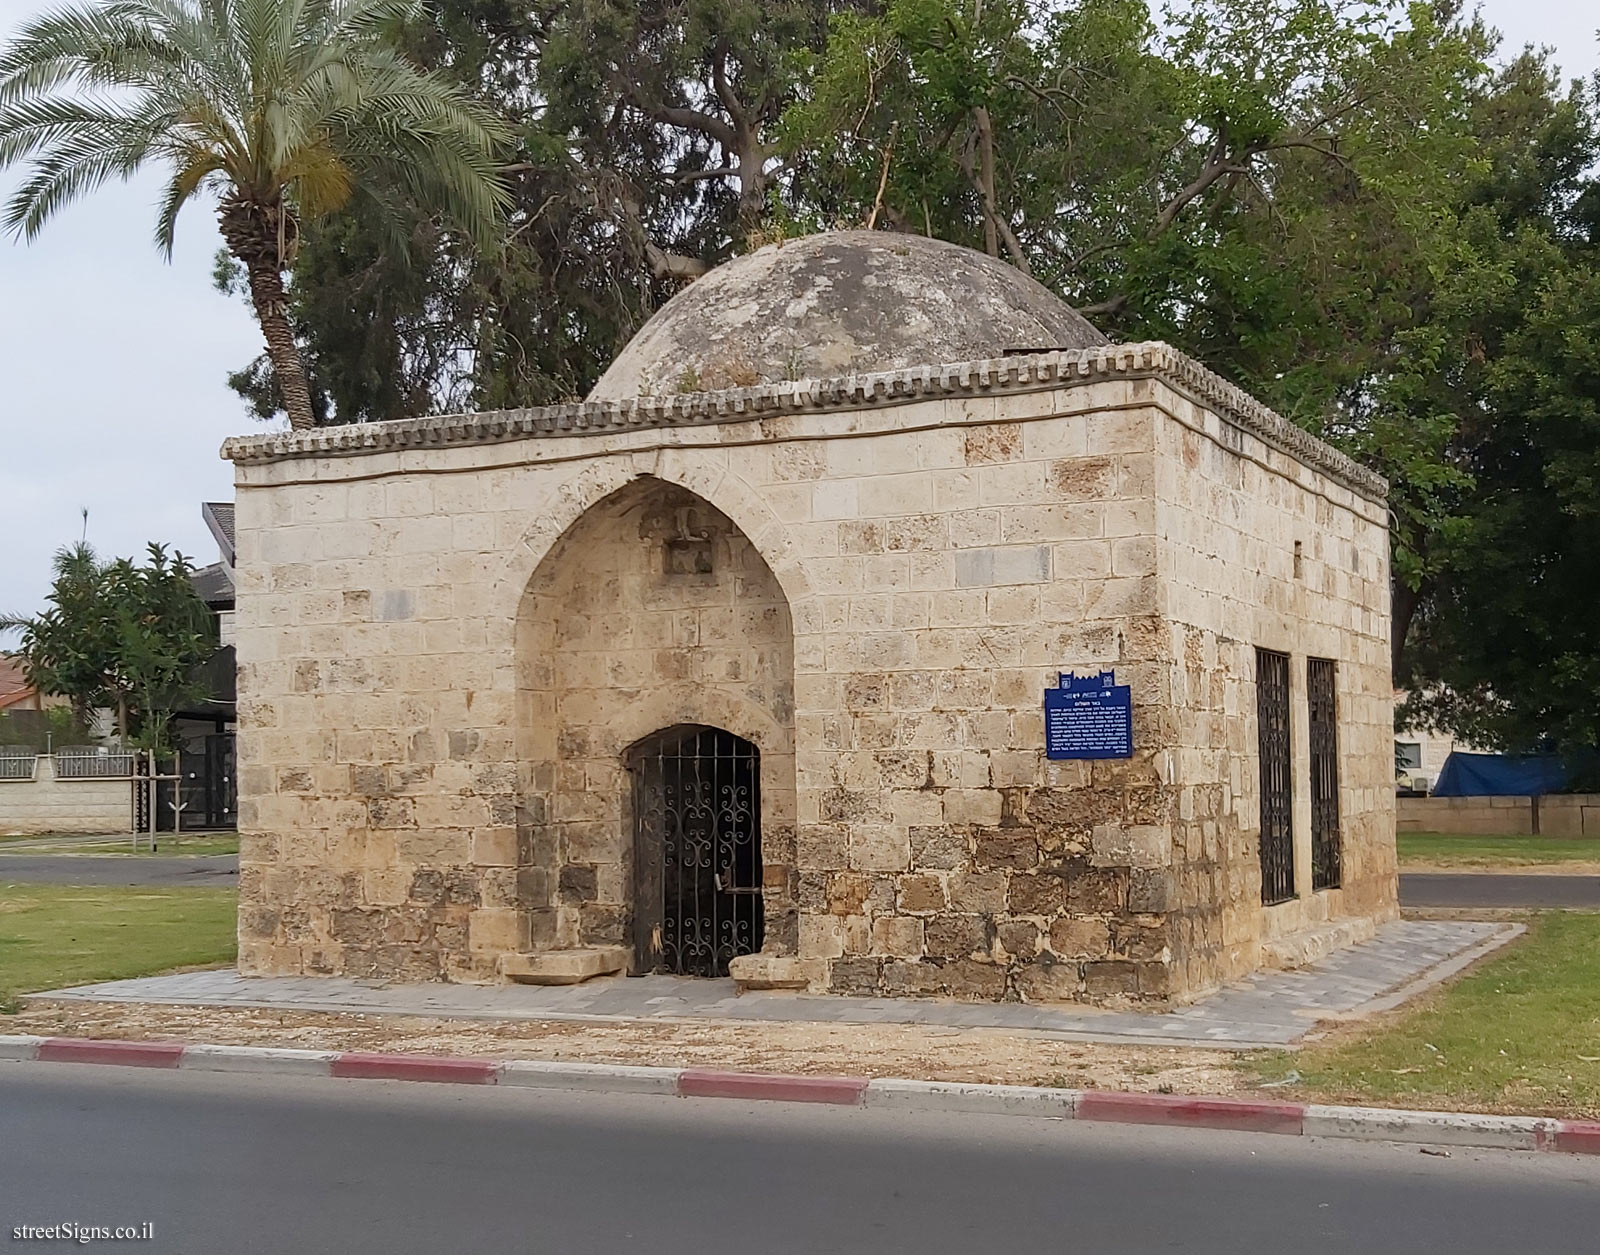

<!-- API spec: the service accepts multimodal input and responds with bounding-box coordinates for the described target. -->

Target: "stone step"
[499,946,628,986]
[1259,917,1376,971]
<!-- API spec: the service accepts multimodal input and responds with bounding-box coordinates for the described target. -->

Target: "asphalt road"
[0,855,238,887]
[1400,872,1600,908]
[1,1065,1595,1255]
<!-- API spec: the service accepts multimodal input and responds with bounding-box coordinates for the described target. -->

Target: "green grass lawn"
[0,883,236,1007]
[1247,913,1600,1118]
[1397,831,1600,867]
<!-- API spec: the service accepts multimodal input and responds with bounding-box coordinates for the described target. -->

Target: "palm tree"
[0,0,510,430]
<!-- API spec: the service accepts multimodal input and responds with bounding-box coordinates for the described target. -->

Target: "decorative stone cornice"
[221,341,1387,501]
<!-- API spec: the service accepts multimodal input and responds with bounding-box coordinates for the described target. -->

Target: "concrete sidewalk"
[35,919,1516,1049]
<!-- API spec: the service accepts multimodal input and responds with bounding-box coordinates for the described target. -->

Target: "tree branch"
[648,103,738,153]
[1149,156,1249,238]
[645,242,709,281]
[969,105,1031,275]
[1079,293,1129,318]
[711,43,747,131]
[671,166,738,183]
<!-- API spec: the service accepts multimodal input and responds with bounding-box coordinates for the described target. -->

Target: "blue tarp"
[1432,752,1569,797]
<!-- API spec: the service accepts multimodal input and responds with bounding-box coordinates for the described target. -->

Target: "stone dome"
[587,230,1107,401]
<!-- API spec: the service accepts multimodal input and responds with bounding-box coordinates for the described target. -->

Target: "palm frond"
[1,0,510,258]
[154,147,224,254]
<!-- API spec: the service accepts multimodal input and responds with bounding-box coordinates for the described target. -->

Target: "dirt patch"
[6,999,1241,1093]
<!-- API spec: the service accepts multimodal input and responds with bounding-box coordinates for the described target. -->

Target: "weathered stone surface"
[1090,823,1171,869]
[1007,871,1070,916]
[587,231,1106,401]
[924,915,990,960]
[500,946,628,985]
[974,830,1038,871]
[1015,957,1085,1002]
[896,873,947,915]
[728,954,813,990]
[1049,917,1111,959]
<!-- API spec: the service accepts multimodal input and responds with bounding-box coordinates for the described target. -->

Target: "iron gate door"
[178,732,237,829]
[631,726,763,976]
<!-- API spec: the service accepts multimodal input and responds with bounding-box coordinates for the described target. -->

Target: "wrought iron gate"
[1256,648,1295,905]
[1308,658,1341,891]
[630,726,763,976]
[179,732,237,830]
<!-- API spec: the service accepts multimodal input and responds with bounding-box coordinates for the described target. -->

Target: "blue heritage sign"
[1044,670,1133,760]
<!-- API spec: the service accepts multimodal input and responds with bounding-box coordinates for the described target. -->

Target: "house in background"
[1393,689,1490,796]
[193,501,236,645]
[158,501,237,831]
[0,655,63,713]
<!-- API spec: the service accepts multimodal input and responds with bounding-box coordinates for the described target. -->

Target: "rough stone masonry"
[222,231,1397,1005]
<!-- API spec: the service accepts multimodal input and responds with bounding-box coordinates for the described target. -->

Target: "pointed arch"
[495,453,813,622]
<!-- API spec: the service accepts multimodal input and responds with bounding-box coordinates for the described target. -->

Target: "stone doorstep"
[1259,917,1378,972]
[498,947,629,986]
[727,954,817,991]
[3,1035,1597,1156]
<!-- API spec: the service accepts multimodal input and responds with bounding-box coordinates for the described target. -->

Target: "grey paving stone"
[34,921,1513,1050]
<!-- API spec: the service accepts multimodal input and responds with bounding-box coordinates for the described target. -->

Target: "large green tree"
[1394,50,1600,761]
[224,0,873,420]
[0,543,216,751]
[199,0,1600,760]
[0,0,511,429]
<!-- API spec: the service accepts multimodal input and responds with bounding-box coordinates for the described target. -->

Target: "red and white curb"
[4,1035,1597,1155]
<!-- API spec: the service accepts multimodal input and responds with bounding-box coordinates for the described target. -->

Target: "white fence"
[0,747,37,781]
[52,746,138,779]
[0,751,132,834]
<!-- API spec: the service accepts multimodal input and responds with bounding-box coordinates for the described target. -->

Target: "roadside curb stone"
[4,1035,1597,1157]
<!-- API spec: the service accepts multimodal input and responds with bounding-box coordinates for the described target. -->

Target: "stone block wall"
[1396,795,1600,837]
[227,344,1396,1001]
[1151,382,1398,995]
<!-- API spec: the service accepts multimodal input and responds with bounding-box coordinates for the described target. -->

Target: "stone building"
[224,230,1397,1004]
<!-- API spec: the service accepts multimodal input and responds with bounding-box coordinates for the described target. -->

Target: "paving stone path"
[37,920,1514,1049]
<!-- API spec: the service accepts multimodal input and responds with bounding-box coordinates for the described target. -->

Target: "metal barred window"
[630,726,763,977]
[1256,648,1295,905]
[1308,658,1342,891]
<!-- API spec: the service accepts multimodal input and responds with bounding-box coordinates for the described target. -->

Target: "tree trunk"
[1391,579,1423,680]
[218,195,317,431]
[974,108,999,259]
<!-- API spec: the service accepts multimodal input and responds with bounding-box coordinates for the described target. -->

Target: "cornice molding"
[221,341,1387,501]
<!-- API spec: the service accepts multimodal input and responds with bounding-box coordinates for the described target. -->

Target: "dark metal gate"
[630,726,763,976]
[180,732,237,830]
[1308,658,1341,891]
[132,754,178,834]
[1256,648,1295,905]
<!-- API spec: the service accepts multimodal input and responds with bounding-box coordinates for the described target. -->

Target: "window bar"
[1309,658,1341,891]
[1256,648,1295,905]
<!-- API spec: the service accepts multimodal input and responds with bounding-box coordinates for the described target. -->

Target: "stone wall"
[1151,383,1398,997]
[0,756,131,834]
[227,343,1396,1001]
[1397,795,1600,837]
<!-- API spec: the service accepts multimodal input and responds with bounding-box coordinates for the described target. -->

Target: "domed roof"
[587,230,1107,401]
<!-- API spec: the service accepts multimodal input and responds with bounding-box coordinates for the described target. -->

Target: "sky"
[0,1,1596,621]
